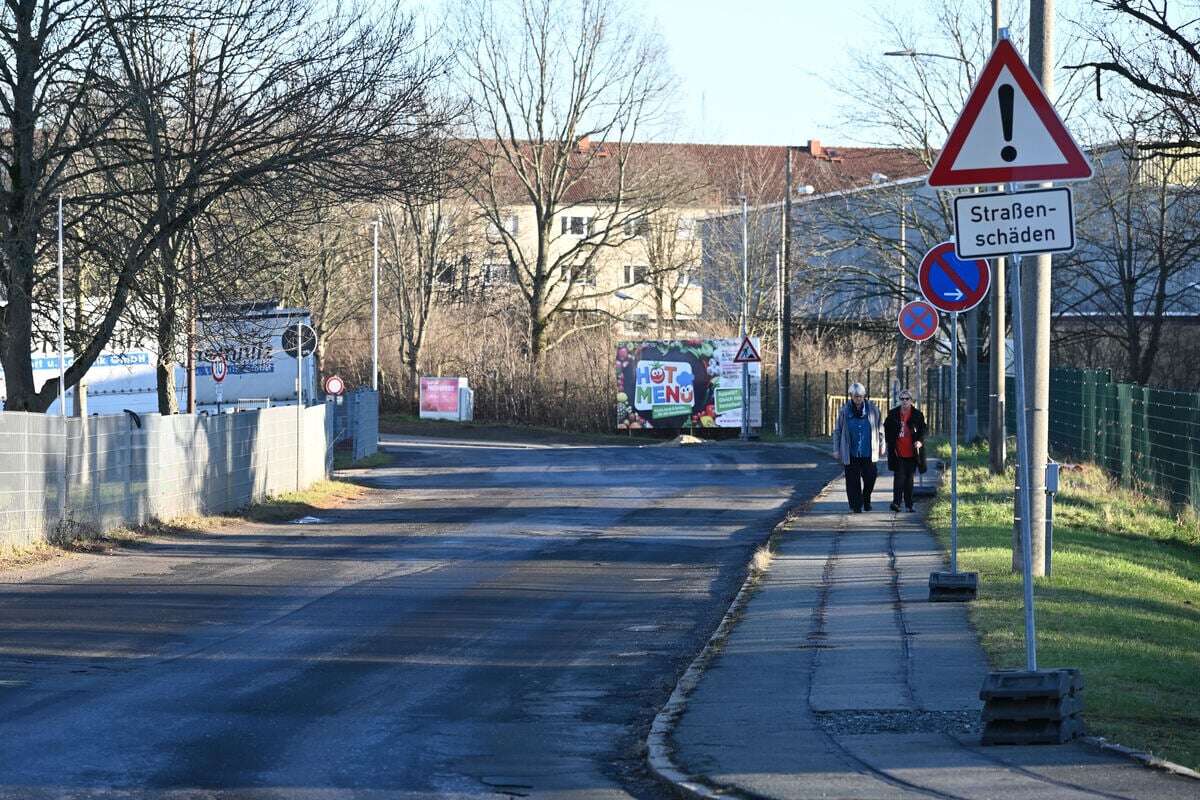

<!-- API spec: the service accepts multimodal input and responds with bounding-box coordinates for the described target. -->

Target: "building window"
[482,261,511,285]
[675,219,695,240]
[624,264,647,284]
[560,215,591,236]
[572,263,597,286]
[435,260,456,284]
[624,217,650,237]
[488,213,519,239]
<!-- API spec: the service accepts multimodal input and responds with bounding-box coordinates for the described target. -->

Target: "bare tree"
[276,202,373,386]
[455,0,684,370]
[1057,123,1200,384]
[378,186,475,408]
[643,210,702,338]
[1072,0,1200,159]
[0,0,453,411]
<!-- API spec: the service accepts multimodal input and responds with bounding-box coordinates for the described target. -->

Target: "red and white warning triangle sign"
[928,38,1092,187]
[732,335,761,363]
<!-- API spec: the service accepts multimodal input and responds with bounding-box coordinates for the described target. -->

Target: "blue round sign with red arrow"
[918,241,990,313]
[898,300,939,343]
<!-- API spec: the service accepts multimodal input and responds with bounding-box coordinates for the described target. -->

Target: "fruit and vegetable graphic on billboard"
[615,339,761,430]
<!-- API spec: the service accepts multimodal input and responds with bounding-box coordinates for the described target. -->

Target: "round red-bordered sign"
[898,300,939,343]
[323,374,345,397]
[211,356,228,383]
[918,241,991,313]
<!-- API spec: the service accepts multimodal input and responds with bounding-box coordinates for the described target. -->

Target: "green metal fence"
[1046,368,1200,508]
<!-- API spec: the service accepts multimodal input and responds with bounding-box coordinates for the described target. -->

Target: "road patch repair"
[647,466,1199,799]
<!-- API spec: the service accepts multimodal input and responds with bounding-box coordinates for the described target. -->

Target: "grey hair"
[849,382,866,397]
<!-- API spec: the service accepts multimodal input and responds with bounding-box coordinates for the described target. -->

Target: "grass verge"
[332,450,393,470]
[0,479,368,573]
[926,442,1200,770]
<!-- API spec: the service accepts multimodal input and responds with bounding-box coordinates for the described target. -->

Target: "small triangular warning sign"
[928,38,1092,187]
[732,336,761,363]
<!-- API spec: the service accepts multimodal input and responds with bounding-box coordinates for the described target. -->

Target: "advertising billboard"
[420,376,469,421]
[615,339,761,431]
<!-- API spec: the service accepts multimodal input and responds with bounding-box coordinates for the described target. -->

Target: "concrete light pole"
[780,150,792,437]
[372,217,380,392]
[779,157,813,437]
[1022,0,1052,576]
[57,195,66,417]
[740,196,750,442]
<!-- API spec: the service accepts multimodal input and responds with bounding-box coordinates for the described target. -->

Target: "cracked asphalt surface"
[0,434,836,799]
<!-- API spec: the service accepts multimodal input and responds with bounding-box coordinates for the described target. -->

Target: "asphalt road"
[0,435,837,799]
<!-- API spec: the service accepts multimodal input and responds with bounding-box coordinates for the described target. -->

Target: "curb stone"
[1082,737,1200,782]
[646,450,836,799]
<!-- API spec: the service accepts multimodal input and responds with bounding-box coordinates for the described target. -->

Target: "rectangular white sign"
[953,187,1075,259]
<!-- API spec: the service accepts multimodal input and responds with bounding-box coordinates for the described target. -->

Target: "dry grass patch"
[0,479,370,574]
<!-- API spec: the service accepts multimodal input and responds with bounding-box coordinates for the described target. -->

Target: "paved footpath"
[652,467,1200,799]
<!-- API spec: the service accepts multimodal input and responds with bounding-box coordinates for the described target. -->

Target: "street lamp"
[57,195,66,416]
[740,196,750,442]
[371,216,380,392]
[883,49,971,63]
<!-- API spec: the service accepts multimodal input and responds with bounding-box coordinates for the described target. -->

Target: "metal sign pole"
[740,197,750,441]
[916,340,924,490]
[296,318,303,492]
[1007,187,1038,671]
[951,311,959,573]
[57,195,66,417]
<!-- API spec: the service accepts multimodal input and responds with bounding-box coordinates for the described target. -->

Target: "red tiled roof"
[469,138,928,208]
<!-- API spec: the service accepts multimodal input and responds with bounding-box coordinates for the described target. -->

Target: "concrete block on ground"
[928,571,978,602]
[980,668,1085,746]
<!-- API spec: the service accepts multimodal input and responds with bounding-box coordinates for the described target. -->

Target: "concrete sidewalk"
[649,468,1199,799]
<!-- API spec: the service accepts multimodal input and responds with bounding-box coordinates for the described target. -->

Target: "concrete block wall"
[0,404,330,549]
[329,390,379,462]
[347,390,379,462]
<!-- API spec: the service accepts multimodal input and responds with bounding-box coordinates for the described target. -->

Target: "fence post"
[1118,383,1133,489]
[1140,386,1153,487]
[1191,392,1200,510]
[823,371,829,436]
[803,372,810,438]
[1097,379,1110,475]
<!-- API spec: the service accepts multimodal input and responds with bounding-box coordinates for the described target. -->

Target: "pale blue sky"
[643,0,1092,147]
[409,0,1100,148]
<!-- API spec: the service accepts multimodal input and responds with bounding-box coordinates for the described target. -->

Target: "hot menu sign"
[615,339,761,431]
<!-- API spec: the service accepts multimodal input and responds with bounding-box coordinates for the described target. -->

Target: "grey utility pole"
[895,194,907,404]
[989,0,1007,474]
[740,196,750,441]
[372,217,380,392]
[1021,0,1052,576]
[779,148,793,436]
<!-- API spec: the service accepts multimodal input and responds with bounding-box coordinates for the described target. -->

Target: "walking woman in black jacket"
[883,390,928,512]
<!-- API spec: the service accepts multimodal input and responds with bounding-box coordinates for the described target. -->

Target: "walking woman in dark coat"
[883,389,927,512]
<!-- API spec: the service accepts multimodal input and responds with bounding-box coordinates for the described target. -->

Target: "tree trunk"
[156,359,179,415]
[407,358,419,412]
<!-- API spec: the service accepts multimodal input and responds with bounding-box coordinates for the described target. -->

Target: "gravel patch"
[815,709,982,737]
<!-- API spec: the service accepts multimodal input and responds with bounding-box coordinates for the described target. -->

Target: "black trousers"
[893,457,918,508]
[844,457,877,511]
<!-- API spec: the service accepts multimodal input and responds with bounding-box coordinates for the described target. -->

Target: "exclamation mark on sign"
[998,84,1017,162]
